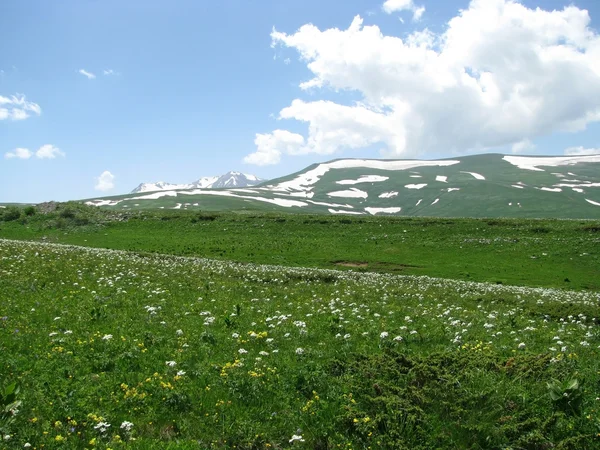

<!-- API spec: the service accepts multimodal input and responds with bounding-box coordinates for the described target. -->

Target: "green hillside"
[85,153,600,218]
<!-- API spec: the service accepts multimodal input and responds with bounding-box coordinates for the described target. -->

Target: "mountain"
[87,154,600,219]
[131,171,263,193]
[210,172,262,188]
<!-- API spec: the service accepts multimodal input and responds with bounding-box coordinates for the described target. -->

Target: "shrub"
[23,206,36,216]
[59,208,76,219]
[1,207,21,222]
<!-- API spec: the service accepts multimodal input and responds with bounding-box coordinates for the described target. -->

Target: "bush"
[59,208,76,219]
[23,206,36,216]
[1,207,21,222]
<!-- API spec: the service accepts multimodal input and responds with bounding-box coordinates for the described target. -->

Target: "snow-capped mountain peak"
[130,172,263,193]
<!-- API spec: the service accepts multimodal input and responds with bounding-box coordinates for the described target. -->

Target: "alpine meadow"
[3,0,600,449]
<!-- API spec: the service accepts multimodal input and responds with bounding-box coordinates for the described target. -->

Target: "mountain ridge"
[131,171,263,193]
[86,154,600,219]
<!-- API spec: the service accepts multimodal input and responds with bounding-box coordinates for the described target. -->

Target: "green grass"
[1,204,600,448]
[1,239,600,449]
[1,205,599,290]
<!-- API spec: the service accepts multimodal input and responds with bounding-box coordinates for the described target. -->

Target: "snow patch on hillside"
[337,175,389,185]
[585,199,600,206]
[555,183,600,188]
[503,155,600,172]
[461,171,485,180]
[307,200,354,208]
[328,209,363,215]
[405,184,427,189]
[133,191,178,200]
[436,176,448,183]
[365,207,401,215]
[327,188,368,199]
[270,159,460,193]
[86,199,122,207]
[379,191,398,198]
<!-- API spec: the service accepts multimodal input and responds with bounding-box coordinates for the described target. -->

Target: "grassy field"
[0,204,599,290]
[1,204,600,449]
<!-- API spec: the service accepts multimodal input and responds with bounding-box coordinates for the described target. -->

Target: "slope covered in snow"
[87,154,600,219]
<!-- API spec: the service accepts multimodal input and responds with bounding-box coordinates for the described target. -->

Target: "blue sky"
[1,0,600,202]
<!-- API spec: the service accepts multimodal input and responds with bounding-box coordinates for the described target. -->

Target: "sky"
[1,0,600,203]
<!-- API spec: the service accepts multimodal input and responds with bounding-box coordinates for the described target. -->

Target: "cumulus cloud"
[511,139,536,154]
[564,146,600,156]
[4,144,65,160]
[35,144,65,159]
[244,129,305,166]
[103,69,116,75]
[0,94,41,121]
[382,0,425,21]
[95,171,115,191]
[5,148,33,159]
[79,69,96,79]
[247,0,600,164]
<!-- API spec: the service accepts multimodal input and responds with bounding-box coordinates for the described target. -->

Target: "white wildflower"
[165,360,177,367]
[120,421,134,432]
[94,421,111,433]
[289,434,305,443]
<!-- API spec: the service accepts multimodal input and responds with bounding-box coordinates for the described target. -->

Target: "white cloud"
[0,94,41,121]
[103,69,115,75]
[511,139,536,154]
[244,129,305,166]
[564,146,600,156]
[35,144,65,159]
[4,144,65,160]
[5,148,33,159]
[79,69,96,79]
[382,0,425,21]
[95,171,115,191]
[253,1,600,164]
[279,99,409,156]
